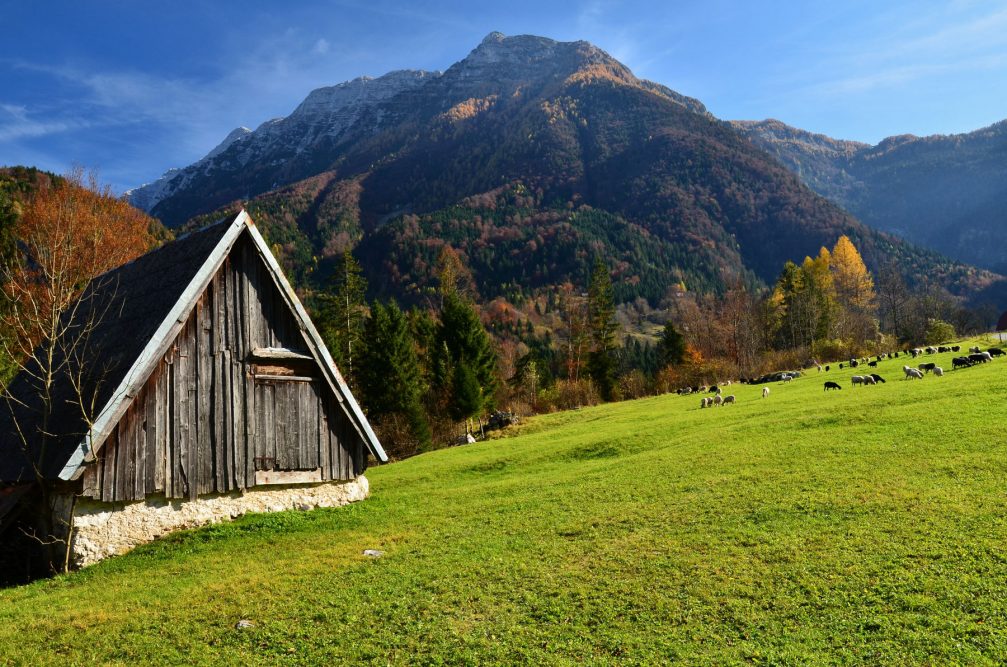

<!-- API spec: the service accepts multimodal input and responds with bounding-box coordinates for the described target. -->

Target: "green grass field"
[2,340,1006,665]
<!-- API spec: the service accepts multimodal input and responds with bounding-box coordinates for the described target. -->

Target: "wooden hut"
[0,210,385,571]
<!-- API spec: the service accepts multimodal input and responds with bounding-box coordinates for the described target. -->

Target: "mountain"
[733,119,1007,274]
[134,33,1004,307]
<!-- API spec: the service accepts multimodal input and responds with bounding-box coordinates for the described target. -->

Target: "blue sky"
[2,1,1006,193]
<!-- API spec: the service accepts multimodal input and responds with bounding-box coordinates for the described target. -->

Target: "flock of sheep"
[696,342,1003,409]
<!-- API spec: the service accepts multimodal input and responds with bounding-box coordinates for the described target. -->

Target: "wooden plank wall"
[81,235,365,502]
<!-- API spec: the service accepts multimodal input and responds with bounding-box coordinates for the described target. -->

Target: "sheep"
[700,397,709,408]
[868,360,878,367]
[862,375,877,385]
[951,345,960,352]
[713,394,723,406]
[825,365,830,372]
[970,346,981,354]
[851,375,866,386]
[969,352,992,364]
[709,385,720,394]
[988,347,1005,357]
[919,362,936,373]
[722,395,736,405]
[952,356,972,370]
[779,373,793,383]
[933,366,943,377]
[904,367,924,380]
[839,363,844,369]
[925,346,937,355]
[849,359,859,368]
[762,387,770,398]
[870,374,886,383]
[824,381,841,391]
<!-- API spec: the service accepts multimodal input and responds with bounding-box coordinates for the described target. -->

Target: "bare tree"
[0,168,154,574]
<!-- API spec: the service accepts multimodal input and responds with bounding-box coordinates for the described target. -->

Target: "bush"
[537,379,600,412]
[925,319,957,345]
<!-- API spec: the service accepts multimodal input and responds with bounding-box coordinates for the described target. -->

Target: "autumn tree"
[0,167,157,573]
[830,235,878,345]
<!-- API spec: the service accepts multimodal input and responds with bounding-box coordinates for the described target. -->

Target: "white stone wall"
[68,476,369,568]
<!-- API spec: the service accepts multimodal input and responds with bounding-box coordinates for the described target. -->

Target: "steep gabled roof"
[0,210,385,485]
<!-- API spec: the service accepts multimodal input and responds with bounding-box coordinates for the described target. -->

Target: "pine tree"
[587,258,618,400]
[358,301,431,451]
[436,291,498,431]
[657,320,686,368]
[318,250,368,387]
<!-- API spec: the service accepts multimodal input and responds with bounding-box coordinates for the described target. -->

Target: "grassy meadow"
[2,339,1007,664]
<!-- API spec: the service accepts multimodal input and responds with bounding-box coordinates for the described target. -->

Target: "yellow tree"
[830,235,878,345]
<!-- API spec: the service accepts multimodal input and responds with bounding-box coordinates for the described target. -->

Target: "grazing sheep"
[851,375,866,386]
[825,365,830,372]
[904,368,924,380]
[713,394,723,406]
[970,346,981,354]
[824,381,841,391]
[839,363,844,369]
[701,397,709,408]
[969,352,992,364]
[952,356,972,370]
[919,362,936,373]
[850,359,859,368]
[989,347,1005,357]
[951,345,960,352]
[868,360,878,367]
[933,366,943,377]
[870,374,886,383]
[762,387,770,398]
[709,386,720,394]
[925,346,937,355]
[722,395,736,405]
[863,375,877,385]
[782,374,794,383]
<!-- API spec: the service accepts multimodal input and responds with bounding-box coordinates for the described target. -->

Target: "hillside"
[2,340,1006,663]
[734,119,1007,274]
[147,33,1004,306]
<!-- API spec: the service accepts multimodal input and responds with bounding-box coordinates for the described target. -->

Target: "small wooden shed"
[0,210,385,570]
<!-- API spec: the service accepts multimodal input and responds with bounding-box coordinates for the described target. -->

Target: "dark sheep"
[824,381,841,391]
[919,362,936,373]
[825,365,830,372]
[952,357,972,369]
[850,359,859,368]
[951,345,960,352]
[969,352,989,364]
[839,363,844,369]
[868,360,878,367]
[870,373,886,383]
[989,348,1005,357]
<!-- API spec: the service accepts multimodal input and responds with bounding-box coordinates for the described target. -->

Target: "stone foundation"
[66,476,369,568]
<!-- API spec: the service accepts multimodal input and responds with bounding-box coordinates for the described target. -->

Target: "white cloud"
[313,38,330,55]
[0,102,79,141]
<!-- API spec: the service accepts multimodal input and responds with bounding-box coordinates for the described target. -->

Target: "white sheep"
[863,375,876,385]
[933,366,943,377]
[762,387,770,398]
[851,375,865,386]
[722,395,736,405]
[700,397,709,408]
[904,367,924,380]
[781,374,793,383]
[713,394,723,406]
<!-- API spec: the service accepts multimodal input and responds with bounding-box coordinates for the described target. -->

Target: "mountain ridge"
[131,32,1005,309]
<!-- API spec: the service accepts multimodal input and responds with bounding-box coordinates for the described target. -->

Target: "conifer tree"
[587,258,618,400]
[436,291,498,430]
[318,250,368,387]
[830,235,878,344]
[358,301,430,451]
[657,320,686,368]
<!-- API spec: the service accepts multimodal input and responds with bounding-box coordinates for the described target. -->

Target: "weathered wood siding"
[81,235,365,502]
